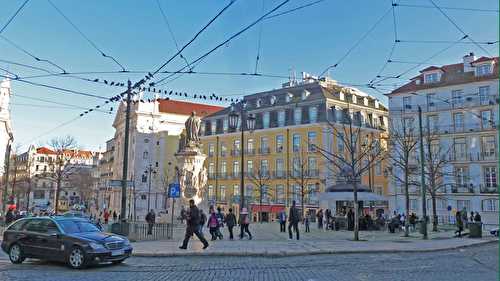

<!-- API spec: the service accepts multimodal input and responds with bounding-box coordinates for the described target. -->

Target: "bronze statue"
[184,111,201,146]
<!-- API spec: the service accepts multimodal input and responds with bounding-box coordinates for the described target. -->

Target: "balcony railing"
[450,184,475,193]
[448,152,497,162]
[480,184,497,194]
[245,148,256,155]
[230,149,240,157]
[259,147,271,155]
[391,93,498,114]
[273,171,286,179]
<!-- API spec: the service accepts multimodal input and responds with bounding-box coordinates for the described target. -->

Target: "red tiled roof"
[472,56,495,64]
[419,66,442,72]
[36,147,94,158]
[158,99,223,117]
[36,147,55,155]
[388,58,499,95]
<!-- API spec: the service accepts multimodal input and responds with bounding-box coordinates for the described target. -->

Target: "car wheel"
[9,244,25,264]
[67,247,87,269]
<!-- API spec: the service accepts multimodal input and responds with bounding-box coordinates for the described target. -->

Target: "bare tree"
[387,115,418,237]
[418,129,452,232]
[316,104,386,241]
[66,167,96,209]
[289,147,318,220]
[248,166,272,223]
[46,136,78,214]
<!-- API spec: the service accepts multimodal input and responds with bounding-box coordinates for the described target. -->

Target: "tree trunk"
[431,194,438,232]
[353,181,359,241]
[404,167,410,237]
[259,194,263,223]
[55,176,61,214]
[26,181,31,211]
[301,185,305,223]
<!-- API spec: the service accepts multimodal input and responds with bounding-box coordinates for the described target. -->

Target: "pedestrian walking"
[207,206,219,241]
[279,210,286,233]
[216,207,224,239]
[325,209,332,230]
[5,208,14,225]
[103,209,110,224]
[473,212,482,223]
[347,209,354,231]
[113,210,118,221]
[455,211,464,237]
[316,209,323,229]
[304,215,310,233]
[469,211,474,223]
[145,209,156,235]
[225,208,237,240]
[180,206,187,224]
[238,208,252,240]
[288,200,300,240]
[199,209,207,233]
[179,199,209,250]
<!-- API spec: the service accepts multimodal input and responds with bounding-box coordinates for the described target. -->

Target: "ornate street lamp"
[228,105,255,211]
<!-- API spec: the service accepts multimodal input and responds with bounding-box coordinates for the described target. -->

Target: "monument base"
[175,147,208,215]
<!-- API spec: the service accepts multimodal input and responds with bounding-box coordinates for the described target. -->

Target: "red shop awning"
[250,204,285,213]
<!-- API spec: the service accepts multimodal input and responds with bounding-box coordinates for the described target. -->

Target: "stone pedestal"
[175,147,208,213]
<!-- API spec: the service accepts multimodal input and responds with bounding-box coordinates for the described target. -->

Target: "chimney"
[463,52,476,72]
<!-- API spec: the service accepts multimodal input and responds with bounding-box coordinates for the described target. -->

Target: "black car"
[1,216,133,269]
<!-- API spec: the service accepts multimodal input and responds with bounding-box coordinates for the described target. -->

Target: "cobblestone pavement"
[0,243,497,281]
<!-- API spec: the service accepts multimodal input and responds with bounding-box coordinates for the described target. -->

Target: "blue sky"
[0,0,498,151]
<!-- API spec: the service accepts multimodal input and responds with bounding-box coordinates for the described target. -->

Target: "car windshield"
[58,220,100,234]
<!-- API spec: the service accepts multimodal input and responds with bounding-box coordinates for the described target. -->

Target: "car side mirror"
[50,232,61,238]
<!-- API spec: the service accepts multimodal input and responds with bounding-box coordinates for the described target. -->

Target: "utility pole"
[145,164,155,212]
[2,141,11,213]
[120,80,132,223]
[418,106,428,239]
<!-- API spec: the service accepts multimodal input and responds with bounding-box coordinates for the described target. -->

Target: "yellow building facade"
[201,78,389,221]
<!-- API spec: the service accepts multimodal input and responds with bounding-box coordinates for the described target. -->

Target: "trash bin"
[469,222,482,238]
[418,220,427,235]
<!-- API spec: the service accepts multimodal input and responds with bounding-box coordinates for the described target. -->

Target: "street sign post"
[168,183,180,225]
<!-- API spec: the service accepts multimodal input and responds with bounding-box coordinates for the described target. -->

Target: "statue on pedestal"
[184,111,201,148]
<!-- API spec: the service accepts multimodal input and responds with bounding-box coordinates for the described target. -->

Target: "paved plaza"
[0,243,497,281]
[132,223,498,256]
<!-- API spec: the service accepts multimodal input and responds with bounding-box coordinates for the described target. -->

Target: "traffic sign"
[169,183,181,198]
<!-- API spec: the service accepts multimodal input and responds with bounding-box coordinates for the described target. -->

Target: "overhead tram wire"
[14,93,111,113]
[394,3,500,13]
[318,6,392,78]
[428,0,493,57]
[155,0,192,71]
[47,0,126,71]
[254,0,266,74]
[263,0,327,20]
[0,34,67,73]
[397,39,499,45]
[151,0,238,78]
[0,0,30,34]
[372,35,469,85]
[152,0,290,86]
[368,1,399,85]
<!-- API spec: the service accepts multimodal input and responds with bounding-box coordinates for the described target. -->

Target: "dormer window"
[286,93,293,103]
[270,95,277,105]
[424,73,439,84]
[301,90,310,100]
[476,64,492,76]
[256,98,262,108]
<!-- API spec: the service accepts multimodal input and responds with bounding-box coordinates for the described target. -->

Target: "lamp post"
[417,105,428,239]
[228,105,255,212]
[144,164,156,213]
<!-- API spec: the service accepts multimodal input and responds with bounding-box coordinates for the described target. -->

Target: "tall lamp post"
[144,164,156,213]
[228,106,255,212]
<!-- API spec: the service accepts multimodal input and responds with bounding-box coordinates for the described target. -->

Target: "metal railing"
[111,222,173,241]
[480,184,498,194]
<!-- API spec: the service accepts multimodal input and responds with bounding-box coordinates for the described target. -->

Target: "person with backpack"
[224,208,237,240]
[455,211,464,237]
[179,199,209,250]
[207,206,219,241]
[145,209,156,235]
[238,207,252,240]
[316,209,323,229]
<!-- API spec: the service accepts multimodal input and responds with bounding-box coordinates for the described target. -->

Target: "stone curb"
[131,239,498,257]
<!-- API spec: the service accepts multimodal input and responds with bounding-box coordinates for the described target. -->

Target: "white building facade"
[387,53,499,226]
[0,79,14,176]
[110,96,222,220]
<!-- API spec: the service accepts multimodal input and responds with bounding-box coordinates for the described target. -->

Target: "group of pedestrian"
[179,200,254,250]
[455,209,482,237]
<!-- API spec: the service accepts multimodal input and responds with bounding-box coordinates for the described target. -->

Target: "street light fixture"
[228,104,255,211]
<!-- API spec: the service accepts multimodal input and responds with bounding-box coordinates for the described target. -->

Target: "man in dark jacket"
[224,208,237,240]
[145,209,155,235]
[288,200,300,240]
[179,199,209,250]
[5,209,14,225]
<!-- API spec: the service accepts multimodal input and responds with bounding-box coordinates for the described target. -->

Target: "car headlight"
[88,242,105,250]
